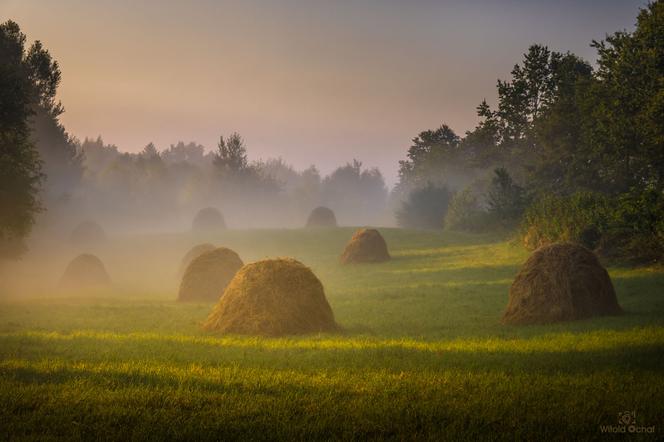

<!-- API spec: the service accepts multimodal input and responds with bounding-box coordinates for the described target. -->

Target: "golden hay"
[305,206,337,228]
[192,207,226,232]
[178,247,243,302]
[502,243,622,325]
[70,221,106,245]
[340,228,390,264]
[203,258,339,336]
[178,243,216,276]
[59,254,111,289]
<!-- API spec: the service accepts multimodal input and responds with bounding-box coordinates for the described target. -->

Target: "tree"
[395,124,466,195]
[322,159,388,221]
[396,184,453,229]
[0,20,43,258]
[213,132,248,174]
[487,168,527,226]
[20,27,82,202]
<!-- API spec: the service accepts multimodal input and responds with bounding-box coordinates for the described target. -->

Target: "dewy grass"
[1,229,663,440]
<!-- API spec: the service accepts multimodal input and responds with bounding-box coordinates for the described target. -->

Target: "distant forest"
[1,1,662,263]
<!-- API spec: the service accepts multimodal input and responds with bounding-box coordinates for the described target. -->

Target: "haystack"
[178,247,243,302]
[59,254,111,289]
[178,243,216,276]
[306,206,337,228]
[192,207,226,233]
[203,258,339,336]
[70,221,105,245]
[340,228,390,264]
[502,243,622,325]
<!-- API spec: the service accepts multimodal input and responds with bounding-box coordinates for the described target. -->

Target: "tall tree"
[213,132,248,174]
[0,21,43,258]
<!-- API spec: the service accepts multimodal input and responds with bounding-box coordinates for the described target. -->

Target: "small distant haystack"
[502,243,622,325]
[59,254,111,289]
[178,243,216,276]
[340,228,390,264]
[178,247,243,302]
[70,221,106,245]
[203,258,339,336]
[306,206,337,228]
[192,207,226,233]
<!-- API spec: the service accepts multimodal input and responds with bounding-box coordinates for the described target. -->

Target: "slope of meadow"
[0,229,662,440]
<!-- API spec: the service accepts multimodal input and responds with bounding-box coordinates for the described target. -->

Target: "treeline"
[71,135,388,231]
[393,2,663,264]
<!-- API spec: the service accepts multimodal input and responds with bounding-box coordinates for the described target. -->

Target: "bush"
[487,168,527,227]
[521,191,612,250]
[444,188,488,232]
[396,184,453,229]
[521,188,664,264]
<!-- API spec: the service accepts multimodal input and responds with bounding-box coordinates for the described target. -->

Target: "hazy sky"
[2,0,646,183]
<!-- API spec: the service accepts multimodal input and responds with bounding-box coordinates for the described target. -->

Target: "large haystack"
[502,243,622,325]
[340,228,390,264]
[70,221,106,245]
[178,247,243,302]
[178,243,216,276]
[59,254,111,289]
[306,206,337,228]
[192,207,226,233]
[203,258,339,336]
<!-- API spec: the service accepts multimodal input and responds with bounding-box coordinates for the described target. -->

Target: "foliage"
[521,188,664,263]
[213,133,248,174]
[486,168,527,227]
[396,183,453,229]
[443,188,487,232]
[321,160,387,224]
[0,20,43,259]
[521,192,613,250]
[394,125,469,197]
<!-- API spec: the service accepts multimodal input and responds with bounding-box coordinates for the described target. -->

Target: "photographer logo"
[600,411,655,434]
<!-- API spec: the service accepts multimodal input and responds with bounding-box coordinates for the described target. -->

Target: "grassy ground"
[0,228,662,440]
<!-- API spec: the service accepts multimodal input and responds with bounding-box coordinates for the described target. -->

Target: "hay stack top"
[502,243,622,325]
[178,247,243,302]
[192,207,226,232]
[340,228,390,264]
[70,221,105,245]
[179,243,216,276]
[306,206,337,228]
[59,253,111,289]
[204,257,339,336]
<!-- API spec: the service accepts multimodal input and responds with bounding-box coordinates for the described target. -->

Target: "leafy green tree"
[20,29,82,202]
[395,124,465,195]
[0,21,43,258]
[487,168,527,226]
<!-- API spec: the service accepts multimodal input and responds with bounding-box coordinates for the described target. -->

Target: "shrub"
[521,188,664,264]
[444,188,488,232]
[521,192,612,250]
[396,183,453,229]
[487,168,527,228]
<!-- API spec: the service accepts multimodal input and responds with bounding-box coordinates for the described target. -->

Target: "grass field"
[0,228,663,440]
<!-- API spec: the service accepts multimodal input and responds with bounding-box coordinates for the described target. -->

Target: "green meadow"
[1,228,663,440]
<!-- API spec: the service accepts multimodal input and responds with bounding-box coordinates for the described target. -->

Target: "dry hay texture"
[192,207,226,233]
[203,258,339,336]
[70,221,106,245]
[340,228,390,264]
[502,243,622,325]
[59,254,111,289]
[178,243,216,276]
[178,247,243,302]
[306,206,337,228]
